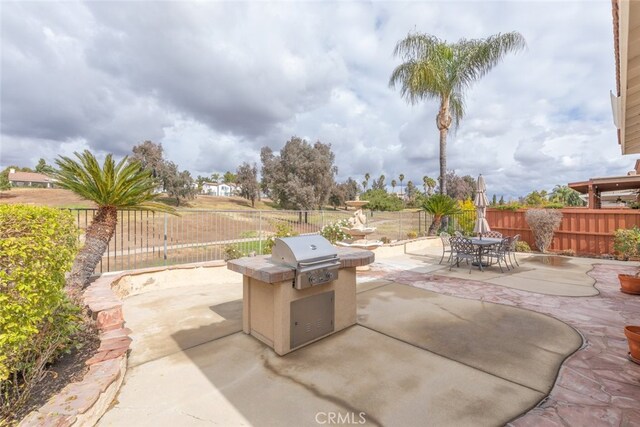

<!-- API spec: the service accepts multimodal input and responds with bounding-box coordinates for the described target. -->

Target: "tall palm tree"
[398,173,405,196]
[53,150,176,290]
[390,32,526,195]
[391,179,397,194]
[364,172,370,191]
[423,176,436,195]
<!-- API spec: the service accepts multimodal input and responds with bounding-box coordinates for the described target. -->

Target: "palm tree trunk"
[439,128,447,195]
[436,97,451,195]
[67,206,118,290]
[428,215,442,235]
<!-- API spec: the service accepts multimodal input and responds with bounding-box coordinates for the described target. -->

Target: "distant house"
[201,182,238,196]
[7,169,54,188]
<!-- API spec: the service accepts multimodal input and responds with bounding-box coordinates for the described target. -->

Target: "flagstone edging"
[19,260,229,427]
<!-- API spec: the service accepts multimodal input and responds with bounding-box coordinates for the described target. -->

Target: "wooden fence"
[486,208,640,256]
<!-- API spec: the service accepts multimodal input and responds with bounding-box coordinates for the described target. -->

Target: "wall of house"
[487,208,640,256]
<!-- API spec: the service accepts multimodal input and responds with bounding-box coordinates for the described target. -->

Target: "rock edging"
[20,275,132,427]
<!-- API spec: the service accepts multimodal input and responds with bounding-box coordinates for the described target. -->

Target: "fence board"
[486,208,640,256]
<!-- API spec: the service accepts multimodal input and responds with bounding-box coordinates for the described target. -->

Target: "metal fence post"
[258,211,263,254]
[163,213,167,264]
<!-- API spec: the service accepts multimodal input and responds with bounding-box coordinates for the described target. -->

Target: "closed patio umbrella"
[473,174,491,238]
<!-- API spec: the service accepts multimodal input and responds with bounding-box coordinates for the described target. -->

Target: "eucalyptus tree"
[390,32,526,194]
[53,151,176,290]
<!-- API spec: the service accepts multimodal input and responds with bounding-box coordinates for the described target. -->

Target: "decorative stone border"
[19,260,227,427]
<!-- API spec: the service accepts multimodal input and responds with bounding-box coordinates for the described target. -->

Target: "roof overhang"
[568,174,640,193]
[613,0,640,154]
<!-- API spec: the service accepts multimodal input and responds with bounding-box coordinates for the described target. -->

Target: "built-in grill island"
[227,235,374,355]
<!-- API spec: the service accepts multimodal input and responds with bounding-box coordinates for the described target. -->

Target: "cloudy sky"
[0,0,632,199]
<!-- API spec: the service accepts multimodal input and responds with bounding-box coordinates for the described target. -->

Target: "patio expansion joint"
[355,322,548,396]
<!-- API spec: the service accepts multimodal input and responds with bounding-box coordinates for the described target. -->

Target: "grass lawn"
[0,188,277,211]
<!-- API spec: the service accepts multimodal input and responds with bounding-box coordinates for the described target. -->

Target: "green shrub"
[320,219,349,244]
[515,241,531,252]
[264,222,299,254]
[493,202,522,211]
[223,245,244,261]
[406,230,418,239]
[0,205,80,417]
[613,227,640,260]
[380,236,390,244]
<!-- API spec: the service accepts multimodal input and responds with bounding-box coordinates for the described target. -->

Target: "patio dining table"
[470,237,502,270]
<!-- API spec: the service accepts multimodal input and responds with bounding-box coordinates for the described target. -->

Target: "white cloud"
[0,0,628,199]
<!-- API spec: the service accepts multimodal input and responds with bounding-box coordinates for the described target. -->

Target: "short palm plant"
[423,194,461,235]
[53,150,176,290]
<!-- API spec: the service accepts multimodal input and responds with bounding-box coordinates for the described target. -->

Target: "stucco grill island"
[227,236,374,355]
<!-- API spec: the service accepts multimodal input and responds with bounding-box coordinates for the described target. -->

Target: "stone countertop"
[227,247,375,284]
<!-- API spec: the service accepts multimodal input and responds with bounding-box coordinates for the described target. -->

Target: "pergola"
[568,174,640,208]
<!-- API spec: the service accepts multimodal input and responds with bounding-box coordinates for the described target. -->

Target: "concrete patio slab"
[485,276,599,297]
[124,282,243,367]
[511,267,596,286]
[99,327,544,427]
[357,283,582,393]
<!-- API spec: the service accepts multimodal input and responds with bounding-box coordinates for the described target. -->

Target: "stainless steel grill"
[271,235,340,289]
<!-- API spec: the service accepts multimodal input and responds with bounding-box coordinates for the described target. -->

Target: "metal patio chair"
[485,237,511,273]
[439,232,453,264]
[449,236,480,273]
[484,230,503,238]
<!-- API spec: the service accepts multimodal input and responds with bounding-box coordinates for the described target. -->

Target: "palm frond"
[53,150,176,214]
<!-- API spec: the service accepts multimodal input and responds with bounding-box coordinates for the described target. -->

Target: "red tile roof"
[8,171,53,183]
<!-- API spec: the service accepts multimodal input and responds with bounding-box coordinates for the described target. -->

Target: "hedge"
[0,205,78,382]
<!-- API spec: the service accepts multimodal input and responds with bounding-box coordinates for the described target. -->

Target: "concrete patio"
[97,241,640,426]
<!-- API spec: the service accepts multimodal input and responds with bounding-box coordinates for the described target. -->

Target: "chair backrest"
[450,236,475,254]
[440,231,451,247]
[498,237,511,252]
[509,234,521,250]
[485,231,503,238]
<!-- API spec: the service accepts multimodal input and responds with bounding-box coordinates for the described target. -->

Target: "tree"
[163,162,196,206]
[195,175,207,191]
[131,140,165,176]
[53,150,175,290]
[363,173,371,192]
[422,194,462,235]
[236,162,259,207]
[343,177,360,204]
[390,32,525,195]
[398,174,405,196]
[423,176,436,195]
[406,180,416,199]
[329,185,346,210]
[363,189,403,211]
[391,179,397,194]
[491,194,497,206]
[524,190,547,206]
[35,158,55,175]
[0,173,10,193]
[372,174,386,191]
[260,137,337,209]
[499,195,505,205]
[446,171,476,201]
[223,171,236,184]
[210,173,221,184]
[550,185,584,207]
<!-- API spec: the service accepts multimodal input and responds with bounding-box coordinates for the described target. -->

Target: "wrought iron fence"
[67,208,476,273]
